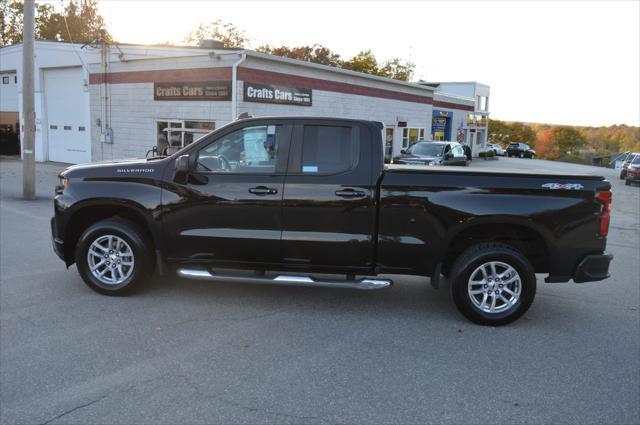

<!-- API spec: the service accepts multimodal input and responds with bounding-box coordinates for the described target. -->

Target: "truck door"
[161,120,292,266]
[281,121,376,273]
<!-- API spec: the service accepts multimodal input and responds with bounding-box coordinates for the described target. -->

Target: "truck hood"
[61,157,169,179]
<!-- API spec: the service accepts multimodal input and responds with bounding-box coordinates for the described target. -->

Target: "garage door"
[44,67,91,164]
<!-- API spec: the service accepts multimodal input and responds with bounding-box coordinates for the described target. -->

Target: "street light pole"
[22,0,36,199]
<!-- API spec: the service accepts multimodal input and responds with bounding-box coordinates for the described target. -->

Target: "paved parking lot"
[1,157,638,424]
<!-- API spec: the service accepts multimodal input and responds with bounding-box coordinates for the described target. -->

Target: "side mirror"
[400,149,407,154]
[174,154,191,183]
[175,154,190,173]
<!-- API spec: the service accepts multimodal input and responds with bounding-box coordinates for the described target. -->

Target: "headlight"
[55,177,68,195]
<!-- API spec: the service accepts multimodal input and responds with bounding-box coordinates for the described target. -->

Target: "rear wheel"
[450,243,536,326]
[519,152,524,158]
[75,218,153,295]
[626,180,631,186]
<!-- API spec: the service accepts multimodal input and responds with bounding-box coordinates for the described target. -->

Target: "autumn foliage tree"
[257,45,415,81]
[184,20,248,48]
[535,126,559,159]
[488,119,536,147]
[0,0,111,46]
[186,20,415,81]
[256,44,342,67]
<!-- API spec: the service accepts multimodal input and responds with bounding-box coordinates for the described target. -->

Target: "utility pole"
[22,0,36,199]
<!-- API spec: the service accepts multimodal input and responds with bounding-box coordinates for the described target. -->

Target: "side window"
[196,125,284,173]
[301,125,357,174]
[453,145,464,156]
[444,144,452,154]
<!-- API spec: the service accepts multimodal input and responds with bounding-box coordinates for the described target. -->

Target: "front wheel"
[519,152,524,158]
[450,243,536,326]
[75,218,153,295]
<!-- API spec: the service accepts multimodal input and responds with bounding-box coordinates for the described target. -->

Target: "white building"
[1,41,489,164]
[423,81,491,155]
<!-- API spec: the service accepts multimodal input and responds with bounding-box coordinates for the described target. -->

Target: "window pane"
[302,125,354,174]
[184,121,215,145]
[197,125,282,173]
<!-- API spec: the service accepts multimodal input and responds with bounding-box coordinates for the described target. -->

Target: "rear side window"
[632,155,640,164]
[508,143,518,149]
[301,125,357,174]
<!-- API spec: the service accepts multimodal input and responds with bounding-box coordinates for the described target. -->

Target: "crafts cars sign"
[244,82,312,106]
[154,81,232,101]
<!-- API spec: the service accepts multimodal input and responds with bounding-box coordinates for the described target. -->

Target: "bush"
[479,150,496,158]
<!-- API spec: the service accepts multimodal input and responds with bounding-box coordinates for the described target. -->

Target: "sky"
[94,0,640,127]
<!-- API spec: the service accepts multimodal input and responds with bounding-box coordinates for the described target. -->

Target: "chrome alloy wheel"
[467,261,522,314]
[87,235,135,285]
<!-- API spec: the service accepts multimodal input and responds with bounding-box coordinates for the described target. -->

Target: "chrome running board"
[177,268,392,290]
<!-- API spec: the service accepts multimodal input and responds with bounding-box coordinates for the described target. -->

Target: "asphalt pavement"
[1,156,638,424]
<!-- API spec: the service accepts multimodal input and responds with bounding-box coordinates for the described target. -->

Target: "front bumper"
[51,217,65,261]
[573,253,613,283]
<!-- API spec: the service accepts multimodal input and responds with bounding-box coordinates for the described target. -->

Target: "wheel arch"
[441,217,552,275]
[62,199,158,266]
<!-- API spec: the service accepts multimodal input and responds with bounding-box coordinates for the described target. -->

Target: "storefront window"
[157,120,215,155]
[401,127,426,148]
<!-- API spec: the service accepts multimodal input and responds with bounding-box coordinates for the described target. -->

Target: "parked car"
[619,152,638,179]
[51,117,613,326]
[392,141,468,166]
[625,154,640,186]
[488,143,506,156]
[507,142,536,159]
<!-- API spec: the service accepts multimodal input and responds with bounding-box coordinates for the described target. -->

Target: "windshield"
[632,155,640,164]
[408,143,444,157]
[508,143,519,148]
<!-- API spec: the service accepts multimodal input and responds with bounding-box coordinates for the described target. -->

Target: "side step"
[177,268,392,290]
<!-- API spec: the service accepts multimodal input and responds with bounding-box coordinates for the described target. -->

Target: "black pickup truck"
[51,117,613,325]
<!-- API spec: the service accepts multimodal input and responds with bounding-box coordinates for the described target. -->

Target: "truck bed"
[384,164,607,181]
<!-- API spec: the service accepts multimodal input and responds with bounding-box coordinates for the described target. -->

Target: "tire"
[449,243,536,326]
[519,152,524,158]
[75,218,153,295]
[626,180,631,186]
[531,154,535,159]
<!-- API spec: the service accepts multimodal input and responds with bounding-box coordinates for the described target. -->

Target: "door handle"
[249,186,278,195]
[335,189,366,198]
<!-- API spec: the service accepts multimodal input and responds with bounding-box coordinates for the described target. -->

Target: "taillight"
[596,191,612,236]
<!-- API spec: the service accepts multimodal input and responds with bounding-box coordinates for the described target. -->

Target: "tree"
[184,20,247,48]
[488,119,536,146]
[54,0,110,43]
[535,126,559,159]
[256,44,342,67]
[553,126,585,155]
[0,0,111,46]
[342,50,380,75]
[378,57,415,81]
